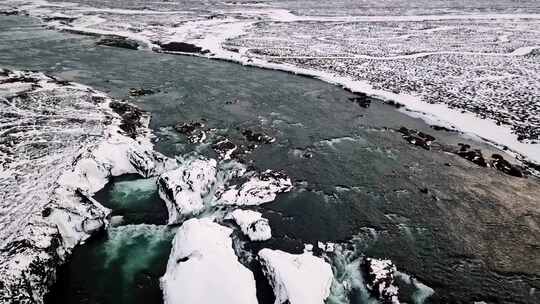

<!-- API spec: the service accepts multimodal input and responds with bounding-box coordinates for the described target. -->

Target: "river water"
[1,15,539,304]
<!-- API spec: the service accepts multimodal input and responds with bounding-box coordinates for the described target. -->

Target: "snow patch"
[161,218,258,304]
[157,157,218,224]
[258,248,333,304]
[216,170,292,206]
[226,209,271,241]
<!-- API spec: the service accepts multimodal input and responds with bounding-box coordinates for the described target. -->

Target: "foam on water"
[326,244,377,304]
[395,271,435,304]
[104,226,172,297]
[103,224,175,283]
[109,177,157,204]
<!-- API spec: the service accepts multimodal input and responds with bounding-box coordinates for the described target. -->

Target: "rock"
[212,139,237,160]
[430,125,458,133]
[397,127,435,150]
[161,218,258,304]
[456,144,487,167]
[109,101,145,138]
[96,36,140,50]
[491,154,523,177]
[0,10,19,16]
[157,157,218,224]
[349,92,371,108]
[226,209,271,241]
[128,88,155,96]
[158,41,209,54]
[242,129,275,144]
[174,121,206,143]
[385,100,404,109]
[128,148,177,178]
[42,16,77,23]
[360,257,400,304]
[41,207,52,218]
[258,248,333,304]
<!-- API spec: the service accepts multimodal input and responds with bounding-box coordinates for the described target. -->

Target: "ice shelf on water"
[161,218,259,304]
[226,209,272,241]
[258,248,334,304]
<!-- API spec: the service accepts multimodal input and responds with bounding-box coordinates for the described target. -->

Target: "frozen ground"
[0,0,538,164]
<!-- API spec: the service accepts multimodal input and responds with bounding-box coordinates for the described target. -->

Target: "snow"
[258,248,333,304]
[157,156,292,224]
[0,69,175,302]
[157,157,218,224]
[161,218,259,304]
[216,170,293,206]
[226,209,272,241]
[362,257,400,304]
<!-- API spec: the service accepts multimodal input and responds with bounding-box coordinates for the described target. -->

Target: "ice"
[157,157,218,224]
[226,209,271,241]
[161,218,258,304]
[158,155,292,224]
[361,257,400,304]
[258,248,333,304]
[216,170,293,206]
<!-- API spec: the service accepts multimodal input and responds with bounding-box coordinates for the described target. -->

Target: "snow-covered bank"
[226,209,272,241]
[3,0,538,165]
[161,218,258,304]
[258,249,333,304]
[0,69,175,303]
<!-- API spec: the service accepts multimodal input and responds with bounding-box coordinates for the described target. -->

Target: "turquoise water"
[47,225,174,304]
[93,175,167,225]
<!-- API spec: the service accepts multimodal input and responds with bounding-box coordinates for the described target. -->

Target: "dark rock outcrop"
[128,88,155,97]
[456,143,487,167]
[158,42,209,54]
[397,127,435,150]
[97,36,140,50]
[109,101,144,138]
[174,121,207,143]
[242,129,275,144]
[349,92,371,108]
[361,257,400,304]
[491,154,523,177]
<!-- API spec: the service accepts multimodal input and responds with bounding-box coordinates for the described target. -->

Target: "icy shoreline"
[0,69,175,303]
[2,0,537,165]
